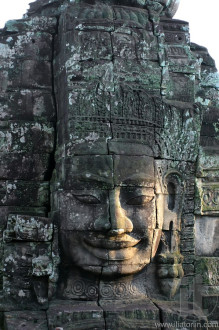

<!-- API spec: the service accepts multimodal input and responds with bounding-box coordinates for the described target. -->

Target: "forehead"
[63,154,155,189]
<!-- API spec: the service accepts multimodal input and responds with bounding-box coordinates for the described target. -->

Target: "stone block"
[0,181,49,207]
[197,147,219,179]
[155,106,201,161]
[112,32,136,59]
[21,60,52,89]
[3,242,51,276]
[109,114,156,150]
[196,87,219,109]
[67,117,112,146]
[160,18,190,45]
[180,239,195,253]
[133,28,158,61]
[0,90,55,121]
[195,217,219,256]
[195,179,219,216]
[0,0,217,325]
[47,300,105,329]
[55,116,111,157]
[63,139,110,156]
[182,254,195,264]
[114,59,162,91]
[0,59,52,90]
[163,72,195,103]
[64,30,112,61]
[182,196,195,214]
[59,85,111,120]
[108,140,154,156]
[99,274,147,301]
[195,258,219,287]
[4,214,53,242]
[200,135,219,151]
[56,270,99,300]
[113,155,154,187]
[0,312,3,329]
[3,242,51,308]
[191,43,216,68]
[202,296,219,322]
[0,206,48,221]
[55,155,113,190]
[181,226,194,241]
[0,121,54,154]
[110,86,163,125]
[114,6,150,28]
[155,300,208,329]
[182,263,194,275]
[164,44,197,74]
[181,213,195,227]
[101,299,160,330]
[4,311,48,330]
[55,191,109,229]
[63,60,114,92]
[63,3,114,31]
[0,153,51,180]
[4,17,57,34]
[200,70,219,89]
[201,122,218,138]
[0,32,53,61]
[185,179,196,197]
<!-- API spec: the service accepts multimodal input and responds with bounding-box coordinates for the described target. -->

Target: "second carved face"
[57,153,164,276]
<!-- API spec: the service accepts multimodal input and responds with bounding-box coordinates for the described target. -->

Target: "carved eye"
[126,195,154,206]
[74,195,101,205]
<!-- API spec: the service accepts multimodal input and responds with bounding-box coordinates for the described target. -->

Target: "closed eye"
[126,195,154,206]
[73,195,101,204]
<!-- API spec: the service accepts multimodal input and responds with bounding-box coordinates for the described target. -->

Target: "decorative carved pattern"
[164,32,186,44]
[203,188,219,207]
[64,278,98,300]
[99,279,145,300]
[196,180,219,215]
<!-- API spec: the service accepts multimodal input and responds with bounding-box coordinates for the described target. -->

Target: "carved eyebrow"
[120,174,155,186]
[122,187,155,195]
[73,173,154,187]
[74,173,113,185]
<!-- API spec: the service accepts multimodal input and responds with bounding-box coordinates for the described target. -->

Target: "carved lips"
[83,235,140,261]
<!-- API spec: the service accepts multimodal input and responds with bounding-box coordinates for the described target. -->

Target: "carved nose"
[108,188,133,235]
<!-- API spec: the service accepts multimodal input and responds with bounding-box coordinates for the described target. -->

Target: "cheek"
[59,231,83,266]
[58,192,108,230]
[59,231,77,260]
[125,200,156,231]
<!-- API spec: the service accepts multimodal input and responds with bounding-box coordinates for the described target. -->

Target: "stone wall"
[0,0,218,329]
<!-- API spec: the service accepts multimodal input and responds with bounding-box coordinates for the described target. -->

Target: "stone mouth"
[82,236,140,260]
[84,235,140,250]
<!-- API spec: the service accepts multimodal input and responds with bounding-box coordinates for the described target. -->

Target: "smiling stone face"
[56,153,163,276]
[50,0,185,291]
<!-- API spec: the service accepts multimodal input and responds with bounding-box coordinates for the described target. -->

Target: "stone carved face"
[53,0,179,279]
[115,0,180,17]
[58,152,164,276]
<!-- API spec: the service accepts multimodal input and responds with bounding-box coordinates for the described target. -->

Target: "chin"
[79,260,149,276]
[74,249,151,277]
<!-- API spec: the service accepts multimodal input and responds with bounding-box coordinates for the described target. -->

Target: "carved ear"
[155,172,184,255]
[163,172,184,233]
[156,172,185,298]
